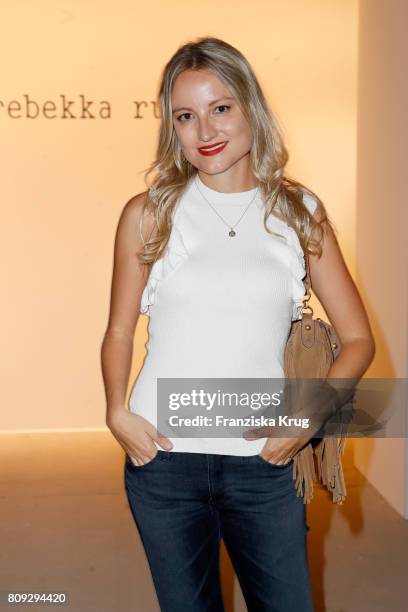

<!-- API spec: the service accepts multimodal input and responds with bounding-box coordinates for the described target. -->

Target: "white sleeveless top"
[129,174,318,455]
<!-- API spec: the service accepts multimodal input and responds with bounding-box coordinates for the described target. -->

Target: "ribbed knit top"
[129,174,318,455]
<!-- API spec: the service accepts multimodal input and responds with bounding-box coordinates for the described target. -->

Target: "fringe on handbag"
[284,252,348,505]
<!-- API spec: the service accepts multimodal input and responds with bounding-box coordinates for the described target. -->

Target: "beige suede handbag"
[284,253,348,505]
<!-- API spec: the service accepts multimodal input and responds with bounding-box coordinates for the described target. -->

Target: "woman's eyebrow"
[172,96,235,114]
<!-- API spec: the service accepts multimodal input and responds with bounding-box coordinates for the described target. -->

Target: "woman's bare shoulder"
[122,190,154,218]
[118,190,156,242]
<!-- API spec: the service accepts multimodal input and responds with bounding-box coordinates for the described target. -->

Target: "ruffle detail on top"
[269,214,307,322]
[289,191,317,319]
[271,191,316,322]
[140,224,189,316]
[285,223,307,322]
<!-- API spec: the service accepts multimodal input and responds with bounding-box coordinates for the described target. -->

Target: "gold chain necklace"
[195,177,259,237]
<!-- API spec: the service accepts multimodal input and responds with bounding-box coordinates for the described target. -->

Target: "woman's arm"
[101,192,153,420]
[100,193,173,464]
[308,203,376,380]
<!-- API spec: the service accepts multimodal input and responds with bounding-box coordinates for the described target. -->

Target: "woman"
[101,37,375,612]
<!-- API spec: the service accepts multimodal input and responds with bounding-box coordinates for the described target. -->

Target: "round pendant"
[229,229,236,237]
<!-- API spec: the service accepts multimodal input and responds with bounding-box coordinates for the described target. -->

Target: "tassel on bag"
[284,252,349,505]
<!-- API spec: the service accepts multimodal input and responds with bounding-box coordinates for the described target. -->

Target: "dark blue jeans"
[124,451,313,612]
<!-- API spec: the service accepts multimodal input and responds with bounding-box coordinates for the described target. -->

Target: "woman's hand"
[243,378,357,465]
[256,435,312,465]
[106,409,173,466]
[243,416,316,465]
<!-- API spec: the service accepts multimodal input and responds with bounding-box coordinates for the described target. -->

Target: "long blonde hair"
[139,36,332,266]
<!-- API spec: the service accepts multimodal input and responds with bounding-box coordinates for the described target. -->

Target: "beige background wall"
[353,0,408,518]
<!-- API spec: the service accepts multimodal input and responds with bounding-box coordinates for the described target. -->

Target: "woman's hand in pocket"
[256,435,311,465]
[106,408,173,466]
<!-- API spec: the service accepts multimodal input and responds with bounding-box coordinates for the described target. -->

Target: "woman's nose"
[197,118,217,142]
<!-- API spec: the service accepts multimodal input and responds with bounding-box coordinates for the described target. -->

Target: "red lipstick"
[198,141,228,156]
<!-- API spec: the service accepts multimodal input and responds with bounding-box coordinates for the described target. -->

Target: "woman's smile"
[198,141,228,156]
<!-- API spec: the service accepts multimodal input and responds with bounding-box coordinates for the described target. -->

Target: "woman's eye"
[177,112,192,122]
[176,105,231,122]
[215,105,231,113]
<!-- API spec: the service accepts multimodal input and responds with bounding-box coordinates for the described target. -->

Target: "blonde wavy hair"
[139,36,333,266]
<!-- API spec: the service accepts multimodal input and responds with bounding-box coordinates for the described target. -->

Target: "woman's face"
[171,69,253,176]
